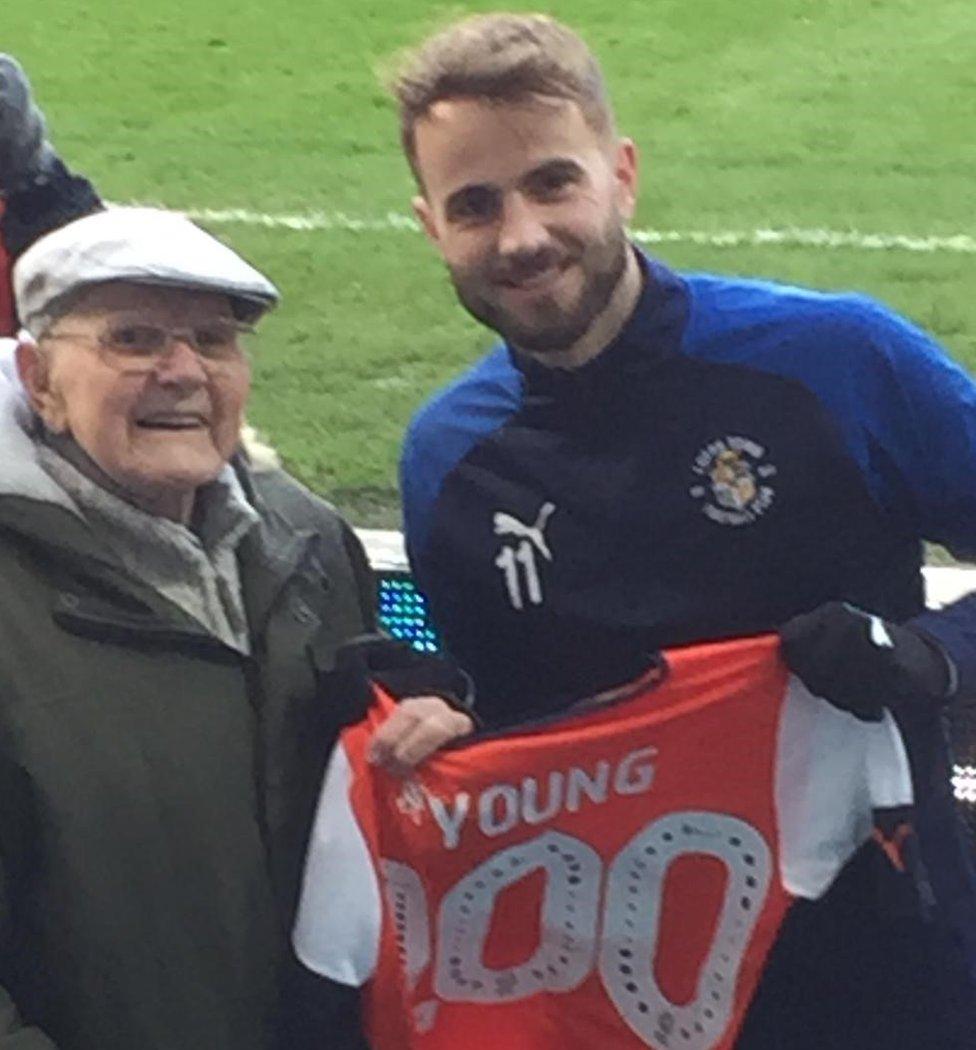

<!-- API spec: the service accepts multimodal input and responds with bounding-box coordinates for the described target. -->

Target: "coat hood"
[0,336,80,512]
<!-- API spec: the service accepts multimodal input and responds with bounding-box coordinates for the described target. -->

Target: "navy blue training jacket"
[401,252,976,1047]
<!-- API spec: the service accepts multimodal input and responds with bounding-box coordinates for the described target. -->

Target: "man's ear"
[16,337,68,432]
[412,194,441,248]
[613,137,639,222]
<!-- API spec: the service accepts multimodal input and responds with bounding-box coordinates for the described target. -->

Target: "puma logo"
[493,502,556,561]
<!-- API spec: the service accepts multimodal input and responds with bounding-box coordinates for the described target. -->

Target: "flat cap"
[13,206,280,333]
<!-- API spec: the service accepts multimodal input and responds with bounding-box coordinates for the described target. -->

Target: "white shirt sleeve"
[775,677,913,899]
[292,743,382,986]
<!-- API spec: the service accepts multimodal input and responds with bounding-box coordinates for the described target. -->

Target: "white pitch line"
[182,208,422,234]
[630,226,976,254]
[175,207,976,255]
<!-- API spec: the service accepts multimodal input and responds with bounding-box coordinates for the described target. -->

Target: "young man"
[387,12,976,1049]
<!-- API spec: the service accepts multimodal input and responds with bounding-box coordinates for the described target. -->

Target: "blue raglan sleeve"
[400,413,440,591]
[400,348,522,595]
[848,299,976,699]
[400,412,464,611]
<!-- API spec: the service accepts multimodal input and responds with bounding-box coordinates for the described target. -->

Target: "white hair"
[240,424,281,473]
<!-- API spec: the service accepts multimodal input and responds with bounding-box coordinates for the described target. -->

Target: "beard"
[446,215,630,357]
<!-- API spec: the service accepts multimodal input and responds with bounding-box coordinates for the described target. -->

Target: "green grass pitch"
[4,0,975,526]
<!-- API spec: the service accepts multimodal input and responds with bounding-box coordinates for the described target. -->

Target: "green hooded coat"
[0,385,374,1049]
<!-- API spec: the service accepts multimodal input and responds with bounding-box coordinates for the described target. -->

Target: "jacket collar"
[509,249,690,397]
[0,466,313,649]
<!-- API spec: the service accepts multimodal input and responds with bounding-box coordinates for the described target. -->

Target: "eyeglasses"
[40,319,254,374]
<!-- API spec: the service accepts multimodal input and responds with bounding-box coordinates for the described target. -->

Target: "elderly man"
[0,206,471,1050]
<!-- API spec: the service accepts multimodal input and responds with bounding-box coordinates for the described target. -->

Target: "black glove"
[779,602,954,721]
[328,633,476,722]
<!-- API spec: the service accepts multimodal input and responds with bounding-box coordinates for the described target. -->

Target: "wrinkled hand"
[779,601,952,721]
[367,695,474,776]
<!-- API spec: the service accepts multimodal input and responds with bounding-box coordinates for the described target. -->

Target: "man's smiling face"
[412,94,638,357]
[24,282,250,516]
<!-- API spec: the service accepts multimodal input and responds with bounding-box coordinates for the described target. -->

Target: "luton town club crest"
[690,436,777,526]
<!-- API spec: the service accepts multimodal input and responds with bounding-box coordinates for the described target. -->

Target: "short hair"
[390,13,616,184]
